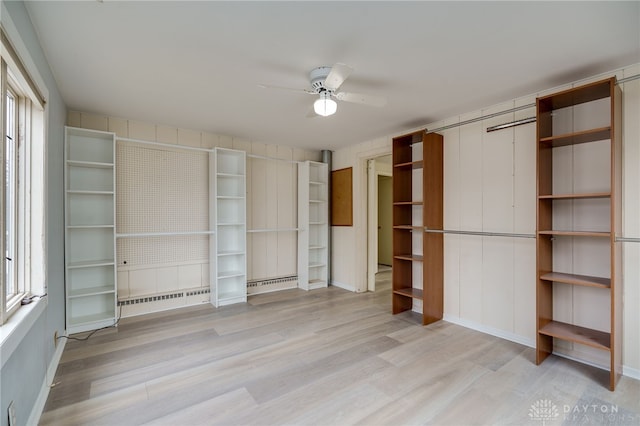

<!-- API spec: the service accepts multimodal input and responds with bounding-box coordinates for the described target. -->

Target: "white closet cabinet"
[64,127,117,334]
[211,148,247,306]
[297,161,329,290]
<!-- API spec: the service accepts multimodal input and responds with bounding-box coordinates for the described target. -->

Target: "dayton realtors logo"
[529,399,559,425]
[529,399,632,425]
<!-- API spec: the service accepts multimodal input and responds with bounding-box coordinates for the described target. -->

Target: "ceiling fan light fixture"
[313,92,337,117]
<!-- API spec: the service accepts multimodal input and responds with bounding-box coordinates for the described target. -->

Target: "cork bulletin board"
[331,167,353,226]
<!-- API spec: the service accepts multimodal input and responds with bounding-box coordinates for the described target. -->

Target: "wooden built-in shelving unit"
[392,130,443,325]
[535,77,622,390]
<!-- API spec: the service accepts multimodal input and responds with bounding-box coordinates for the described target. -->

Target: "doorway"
[378,175,392,267]
[367,154,392,292]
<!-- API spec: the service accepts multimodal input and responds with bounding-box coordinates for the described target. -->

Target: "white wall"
[68,111,320,316]
[332,64,640,377]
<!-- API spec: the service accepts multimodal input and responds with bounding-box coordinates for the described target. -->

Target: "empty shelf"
[538,321,610,351]
[393,287,424,300]
[540,272,610,289]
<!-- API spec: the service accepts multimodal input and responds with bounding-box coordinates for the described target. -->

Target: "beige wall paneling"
[275,145,297,277]
[482,102,515,233]
[156,266,178,294]
[202,132,219,149]
[108,117,128,139]
[249,143,268,280]
[458,234,483,323]
[330,146,354,290]
[481,103,515,331]
[67,110,81,127]
[156,125,178,144]
[117,270,129,299]
[218,134,233,149]
[330,143,354,302]
[442,118,462,318]
[293,148,308,162]
[622,65,640,374]
[459,112,483,231]
[549,135,575,345]
[549,92,614,368]
[128,268,157,297]
[80,112,108,131]
[178,128,201,148]
[458,112,483,323]
[201,263,210,288]
[178,264,202,289]
[332,138,391,292]
[128,120,156,141]
[265,145,279,279]
[513,97,536,340]
[232,137,252,152]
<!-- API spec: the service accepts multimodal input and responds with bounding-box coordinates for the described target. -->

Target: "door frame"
[367,156,392,292]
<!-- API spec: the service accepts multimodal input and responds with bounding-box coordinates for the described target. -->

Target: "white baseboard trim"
[27,337,66,426]
[443,314,536,349]
[622,365,640,381]
[330,280,356,292]
[551,350,609,372]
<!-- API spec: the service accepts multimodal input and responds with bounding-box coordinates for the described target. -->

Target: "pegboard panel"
[117,236,208,267]
[116,142,209,266]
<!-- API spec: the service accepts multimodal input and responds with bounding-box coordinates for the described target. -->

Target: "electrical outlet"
[54,330,58,348]
[8,400,16,426]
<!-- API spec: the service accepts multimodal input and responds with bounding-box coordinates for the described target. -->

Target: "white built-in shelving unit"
[211,148,247,306]
[297,161,329,290]
[64,127,118,334]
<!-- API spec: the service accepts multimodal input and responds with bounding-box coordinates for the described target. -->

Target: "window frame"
[1,34,46,326]
[4,79,25,318]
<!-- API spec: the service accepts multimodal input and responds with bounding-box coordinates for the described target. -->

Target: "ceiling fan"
[259,63,387,117]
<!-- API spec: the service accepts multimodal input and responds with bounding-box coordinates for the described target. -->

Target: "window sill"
[0,296,47,368]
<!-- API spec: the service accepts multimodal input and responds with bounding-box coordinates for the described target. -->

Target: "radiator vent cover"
[118,288,210,306]
[247,275,298,294]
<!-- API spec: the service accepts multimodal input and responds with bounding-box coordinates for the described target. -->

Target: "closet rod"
[424,228,535,239]
[117,136,313,164]
[247,153,301,164]
[617,237,640,243]
[428,104,535,133]
[426,230,640,242]
[116,230,215,238]
[486,117,536,132]
[428,73,640,134]
[117,136,213,153]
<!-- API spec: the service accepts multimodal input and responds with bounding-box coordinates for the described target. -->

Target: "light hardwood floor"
[41,270,640,425]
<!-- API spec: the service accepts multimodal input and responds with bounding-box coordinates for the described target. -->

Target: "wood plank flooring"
[41,270,640,425]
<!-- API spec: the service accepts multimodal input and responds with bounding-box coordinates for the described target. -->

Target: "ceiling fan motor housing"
[309,66,332,93]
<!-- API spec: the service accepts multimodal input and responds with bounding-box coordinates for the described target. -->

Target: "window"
[4,83,21,315]
[1,29,46,325]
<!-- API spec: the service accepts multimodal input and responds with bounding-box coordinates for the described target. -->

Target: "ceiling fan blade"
[323,63,353,91]
[258,84,316,95]
[335,91,387,107]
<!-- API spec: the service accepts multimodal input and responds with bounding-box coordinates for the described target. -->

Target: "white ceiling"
[25,1,640,151]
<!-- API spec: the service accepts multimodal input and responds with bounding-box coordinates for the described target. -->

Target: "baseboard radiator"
[247,275,298,295]
[117,276,298,317]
